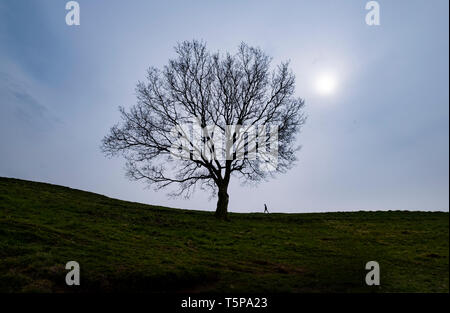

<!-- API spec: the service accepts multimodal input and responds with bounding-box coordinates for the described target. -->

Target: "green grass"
[0,177,448,293]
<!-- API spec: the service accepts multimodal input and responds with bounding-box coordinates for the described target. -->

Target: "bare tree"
[102,40,306,220]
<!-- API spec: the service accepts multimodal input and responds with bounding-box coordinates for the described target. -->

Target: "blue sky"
[0,0,448,212]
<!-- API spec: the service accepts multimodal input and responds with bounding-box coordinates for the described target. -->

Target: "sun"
[315,72,337,95]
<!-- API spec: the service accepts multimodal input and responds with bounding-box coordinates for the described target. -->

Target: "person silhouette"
[264,203,269,213]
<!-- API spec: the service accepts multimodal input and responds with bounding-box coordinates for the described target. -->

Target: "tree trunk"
[215,185,229,220]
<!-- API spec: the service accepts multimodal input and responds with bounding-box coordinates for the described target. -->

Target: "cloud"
[0,72,59,130]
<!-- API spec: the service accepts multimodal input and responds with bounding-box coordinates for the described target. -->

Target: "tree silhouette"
[102,40,306,219]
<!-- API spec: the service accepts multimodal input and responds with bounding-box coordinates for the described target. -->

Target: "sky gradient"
[0,0,448,213]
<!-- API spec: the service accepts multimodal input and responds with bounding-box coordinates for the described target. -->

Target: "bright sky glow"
[315,72,338,95]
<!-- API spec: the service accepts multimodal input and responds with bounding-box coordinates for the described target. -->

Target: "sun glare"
[315,72,337,95]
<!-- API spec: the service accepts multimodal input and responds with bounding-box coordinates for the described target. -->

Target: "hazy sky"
[1,0,448,213]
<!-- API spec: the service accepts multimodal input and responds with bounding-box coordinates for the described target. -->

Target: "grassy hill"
[0,177,448,293]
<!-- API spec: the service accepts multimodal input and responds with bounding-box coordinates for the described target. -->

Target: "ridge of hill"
[0,177,448,292]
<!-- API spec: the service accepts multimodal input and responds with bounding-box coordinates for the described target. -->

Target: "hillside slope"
[0,177,448,293]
